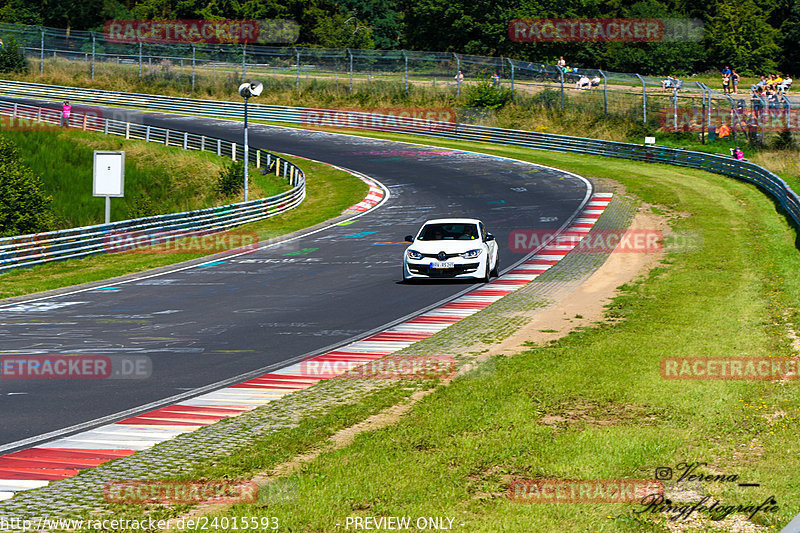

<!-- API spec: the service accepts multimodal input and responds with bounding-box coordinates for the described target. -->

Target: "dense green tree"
[0,36,29,73]
[0,137,54,237]
[705,0,780,74]
[336,0,403,48]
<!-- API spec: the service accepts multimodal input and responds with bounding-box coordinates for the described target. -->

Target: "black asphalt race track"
[0,100,591,451]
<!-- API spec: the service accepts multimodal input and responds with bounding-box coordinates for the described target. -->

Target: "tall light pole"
[238,81,263,202]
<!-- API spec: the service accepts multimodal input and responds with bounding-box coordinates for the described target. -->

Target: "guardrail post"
[276,159,280,176]
[82,114,87,130]
[266,153,271,168]
[12,103,17,118]
[183,131,188,149]
[40,28,44,74]
[217,138,221,156]
[599,70,607,114]
[347,48,353,91]
[138,40,142,79]
[200,135,204,152]
[191,45,196,91]
[165,129,170,146]
[91,32,96,80]
[704,83,712,137]
[145,125,150,142]
[36,107,41,123]
[125,122,130,139]
[232,142,236,161]
[635,74,646,122]
[104,117,108,135]
[256,150,260,168]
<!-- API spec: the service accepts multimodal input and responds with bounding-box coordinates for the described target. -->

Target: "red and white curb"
[345,177,385,213]
[0,193,611,501]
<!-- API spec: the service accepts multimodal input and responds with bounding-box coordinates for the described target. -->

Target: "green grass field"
[133,132,800,532]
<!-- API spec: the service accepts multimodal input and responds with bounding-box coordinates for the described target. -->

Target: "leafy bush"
[464,80,513,110]
[216,160,244,197]
[0,36,29,73]
[771,129,797,151]
[0,137,54,236]
[530,88,563,110]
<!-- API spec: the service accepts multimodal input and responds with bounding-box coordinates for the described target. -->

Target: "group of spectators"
[750,73,792,95]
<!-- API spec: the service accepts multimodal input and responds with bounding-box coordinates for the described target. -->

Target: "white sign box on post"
[93,151,125,197]
[93,151,124,224]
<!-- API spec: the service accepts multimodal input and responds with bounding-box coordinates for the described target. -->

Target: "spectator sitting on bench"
[576,75,591,89]
[591,75,601,87]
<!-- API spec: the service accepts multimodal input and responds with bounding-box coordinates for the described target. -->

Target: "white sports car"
[402,218,499,282]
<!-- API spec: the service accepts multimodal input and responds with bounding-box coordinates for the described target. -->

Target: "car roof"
[421,218,482,225]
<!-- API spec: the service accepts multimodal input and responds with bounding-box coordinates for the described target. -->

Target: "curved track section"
[0,101,591,452]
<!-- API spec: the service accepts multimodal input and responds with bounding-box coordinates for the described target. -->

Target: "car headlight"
[461,248,483,259]
[407,250,423,260]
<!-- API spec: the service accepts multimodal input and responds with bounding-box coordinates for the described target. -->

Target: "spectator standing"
[732,70,740,94]
[455,70,464,84]
[491,72,500,87]
[60,101,71,127]
[721,65,732,94]
[557,56,566,69]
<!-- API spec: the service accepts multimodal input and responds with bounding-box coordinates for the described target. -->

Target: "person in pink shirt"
[61,101,71,127]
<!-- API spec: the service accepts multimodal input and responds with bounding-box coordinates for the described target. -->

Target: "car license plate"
[430,261,454,269]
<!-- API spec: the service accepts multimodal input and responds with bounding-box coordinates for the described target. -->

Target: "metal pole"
[557,66,564,110]
[347,48,353,91]
[191,45,196,91]
[243,97,249,202]
[40,29,44,74]
[242,44,246,80]
[296,48,300,89]
[697,82,706,144]
[507,58,514,95]
[600,70,607,115]
[105,197,111,224]
[454,53,461,97]
[636,74,646,122]
[673,87,678,132]
[704,84,712,135]
[138,41,142,78]
[91,32,95,79]
[402,50,408,92]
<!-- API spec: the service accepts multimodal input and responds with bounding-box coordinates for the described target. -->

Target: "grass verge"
[0,154,367,299]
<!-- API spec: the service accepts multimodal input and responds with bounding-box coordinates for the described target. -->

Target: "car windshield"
[418,223,479,241]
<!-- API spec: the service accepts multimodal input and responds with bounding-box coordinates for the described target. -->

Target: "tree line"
[0,0,796,76]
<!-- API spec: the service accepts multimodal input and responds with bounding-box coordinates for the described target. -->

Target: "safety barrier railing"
[2,81,798,255]
[0,99,306,272]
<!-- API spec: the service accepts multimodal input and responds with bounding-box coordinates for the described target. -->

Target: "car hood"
[406,240,484,254]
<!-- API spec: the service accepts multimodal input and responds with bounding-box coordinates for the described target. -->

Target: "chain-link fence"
[0,21,796,144]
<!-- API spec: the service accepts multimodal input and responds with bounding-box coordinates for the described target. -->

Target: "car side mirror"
[405,235,414,243]
[485,233,495,241]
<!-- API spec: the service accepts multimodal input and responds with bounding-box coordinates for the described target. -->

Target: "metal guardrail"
[0,99,306,272]
[1,80,798,256]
